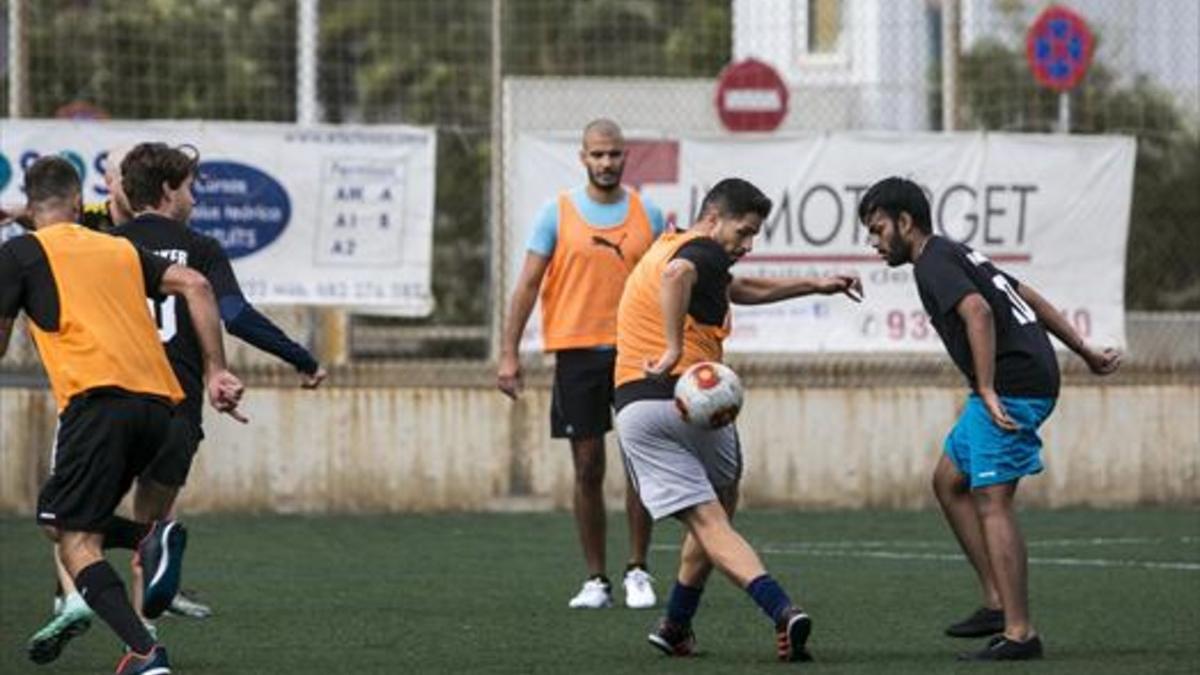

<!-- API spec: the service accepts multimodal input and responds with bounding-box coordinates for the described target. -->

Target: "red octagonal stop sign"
[715,58,789,132]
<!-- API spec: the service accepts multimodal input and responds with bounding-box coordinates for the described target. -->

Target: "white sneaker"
[623,568,657,609]
[567,578,613,609]
[167,590,213,619]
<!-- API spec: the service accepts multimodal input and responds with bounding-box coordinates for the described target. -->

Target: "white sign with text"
[1,121,436,312]
[509,132,1135,352]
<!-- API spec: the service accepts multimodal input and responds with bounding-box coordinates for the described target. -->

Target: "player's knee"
[574,459,605,486]
[930,471,944,498]
[931,471,958,502]
[932,458,965,496]
[572,444,606,485]
[972,485,1015,516]
[683,501,729,534]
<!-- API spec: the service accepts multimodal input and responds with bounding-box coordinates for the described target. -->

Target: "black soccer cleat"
[136,520,188,620]
[958,634,1044,661]
[115,644,171,674]
[775,607,814,662]
[945,606,1005,638]
[647,617,696,657]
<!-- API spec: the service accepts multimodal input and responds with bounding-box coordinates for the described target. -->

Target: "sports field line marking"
[651,540,1200,572]
[794,536,1192,549]
[661,536,1196,551]
[761,547,1200,572]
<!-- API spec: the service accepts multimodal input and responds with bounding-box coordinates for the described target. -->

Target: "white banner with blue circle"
[1,120,436,314]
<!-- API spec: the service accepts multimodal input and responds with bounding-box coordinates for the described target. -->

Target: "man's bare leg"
[57,530,157,655]
[624,472,653,568]
[570,436,607,577]
[933,455,1001,609]
[130,478,181,618]
[974,481,1034,641]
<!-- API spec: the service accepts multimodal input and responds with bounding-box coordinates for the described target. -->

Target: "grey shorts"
[615,399,742,520]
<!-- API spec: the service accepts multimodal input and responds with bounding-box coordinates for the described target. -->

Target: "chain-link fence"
[2,0,1197,374]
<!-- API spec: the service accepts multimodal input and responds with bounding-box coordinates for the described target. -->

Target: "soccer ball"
[673,361,743,429]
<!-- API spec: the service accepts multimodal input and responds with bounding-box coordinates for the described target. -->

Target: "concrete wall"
[2,378,1196,514]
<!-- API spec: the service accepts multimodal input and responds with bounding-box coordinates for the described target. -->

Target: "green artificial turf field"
[2,509,1197,674]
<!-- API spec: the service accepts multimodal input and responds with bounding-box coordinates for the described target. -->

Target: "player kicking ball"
[858,177,1121,661]
[614,178,862,661]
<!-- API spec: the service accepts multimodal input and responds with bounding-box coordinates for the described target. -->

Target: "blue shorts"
[944,395,1056,489]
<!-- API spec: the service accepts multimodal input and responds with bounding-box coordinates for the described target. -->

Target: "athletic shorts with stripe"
[37,390,174,533]
[551,349,616,439]
[615,398,742,520]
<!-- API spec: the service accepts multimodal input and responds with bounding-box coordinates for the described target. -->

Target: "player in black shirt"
[27,143,325,658]
[115,142,326,604]
[859,177,1121,662]
[117,144,324,431]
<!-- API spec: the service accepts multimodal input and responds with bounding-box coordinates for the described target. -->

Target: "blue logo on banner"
[190,161,291,259]
[0,154,11,192]
[60,151,87,182]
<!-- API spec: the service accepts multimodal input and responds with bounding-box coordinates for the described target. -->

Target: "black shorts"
[551,349,616,439]
[37,390,173,533]
[141,413,202,488]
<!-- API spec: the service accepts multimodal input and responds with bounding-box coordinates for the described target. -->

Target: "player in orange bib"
[614,178,862,662]
[0,156,245,675]
[498,119,665,610]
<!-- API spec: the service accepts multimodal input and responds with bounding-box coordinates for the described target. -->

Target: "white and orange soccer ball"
[673,361,743,429]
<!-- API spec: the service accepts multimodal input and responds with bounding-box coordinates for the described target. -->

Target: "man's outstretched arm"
[1017,282,1121,375]
[730,274,862,305]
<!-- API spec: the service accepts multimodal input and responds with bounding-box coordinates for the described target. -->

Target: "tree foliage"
[958,18,1200,309]
[21,0,297,121]
[316,0,731,327]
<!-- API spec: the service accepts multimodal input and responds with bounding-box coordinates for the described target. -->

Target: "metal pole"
[488,0,505,362]
[1057,91,1070,133]
[295,0,345,364]
[8,0,29,118]
[296,0,320,125]
[941,0,960,131]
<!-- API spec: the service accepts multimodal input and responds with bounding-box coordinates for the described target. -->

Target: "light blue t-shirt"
[526,187,666,257]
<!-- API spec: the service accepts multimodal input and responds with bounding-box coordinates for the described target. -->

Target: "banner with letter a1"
[509,131,1134,352]
[1,120,436,313]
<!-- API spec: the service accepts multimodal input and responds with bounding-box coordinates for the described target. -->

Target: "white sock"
[62,591,93,615]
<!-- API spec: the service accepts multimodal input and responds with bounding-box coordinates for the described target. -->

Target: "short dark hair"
[699,178,772,221]
[121,143,199,212]
[24,156,82,206]
[858,176,932,234]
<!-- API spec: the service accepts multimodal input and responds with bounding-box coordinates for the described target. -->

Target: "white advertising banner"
[509,132,1134,352]
[1,120,436,313]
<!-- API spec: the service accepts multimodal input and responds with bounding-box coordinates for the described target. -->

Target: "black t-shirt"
[0,231,169,330]
[112,214,242,426]
[613,237,734,410]
[675,238,733,326]
[914,236,1059,397]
